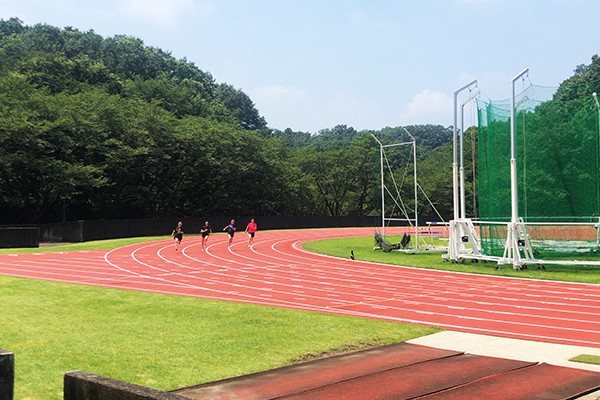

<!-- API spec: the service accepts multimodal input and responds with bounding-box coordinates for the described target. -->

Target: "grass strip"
[0,274,440,400]
[569,354,600,365]
[0,235,187,254]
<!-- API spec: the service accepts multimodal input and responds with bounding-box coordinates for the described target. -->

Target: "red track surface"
[2,227,600,348]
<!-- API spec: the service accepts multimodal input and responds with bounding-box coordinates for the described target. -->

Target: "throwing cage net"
[477,81,600,261]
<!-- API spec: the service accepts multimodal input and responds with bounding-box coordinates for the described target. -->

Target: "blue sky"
[1,0,598,133]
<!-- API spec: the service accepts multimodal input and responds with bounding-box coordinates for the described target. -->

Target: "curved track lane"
[2,227,600,348]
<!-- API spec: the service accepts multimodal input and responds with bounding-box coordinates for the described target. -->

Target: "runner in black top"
[200,221,212,251]
[172,221,183,251]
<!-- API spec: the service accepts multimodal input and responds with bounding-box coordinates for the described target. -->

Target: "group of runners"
[171,219,257,251]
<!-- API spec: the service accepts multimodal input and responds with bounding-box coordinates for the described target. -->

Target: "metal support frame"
[448,72,537,267]
[448,71,600,268]
[372,131,419,246]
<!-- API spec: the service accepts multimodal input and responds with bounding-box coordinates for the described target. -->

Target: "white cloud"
[401,90,453,126]
[119,0,214,25]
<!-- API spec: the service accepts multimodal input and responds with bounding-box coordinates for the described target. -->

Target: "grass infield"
[303,235,600,285]
[1,234,439,400]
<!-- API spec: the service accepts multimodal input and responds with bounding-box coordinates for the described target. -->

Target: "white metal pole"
[511,68,528,224]
[381,143,385,237]
[453,80,477,221]
[459,90,480,219]
[592,92,600,214]
[371,134,385,237]
[593,93,600,216]
[414,139,418,246]
[460,101,466,220]
[404,128,418,246]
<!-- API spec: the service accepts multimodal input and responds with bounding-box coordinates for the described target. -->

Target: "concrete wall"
[0,349,14,400]
[64,371,191,400]
[0,227,39,248]
[39,221,84,243]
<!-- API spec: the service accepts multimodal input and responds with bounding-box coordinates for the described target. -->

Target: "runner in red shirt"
[245,218,257,247]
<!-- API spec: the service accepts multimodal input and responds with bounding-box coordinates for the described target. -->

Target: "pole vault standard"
[371,130,418,245]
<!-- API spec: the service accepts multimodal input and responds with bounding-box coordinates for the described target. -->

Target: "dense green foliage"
[554,54,600,102]
[0,18,454,224]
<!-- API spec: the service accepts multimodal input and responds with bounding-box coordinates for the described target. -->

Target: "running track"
[2,227,600,348]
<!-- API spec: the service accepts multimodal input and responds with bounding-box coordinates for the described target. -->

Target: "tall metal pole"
[371,134,386,237]
[453,80,477,221]
[404,128,418,245]
[380,142,385,237]
[593,93,600,217]
[511,68,528,224]
[460,90,480,219]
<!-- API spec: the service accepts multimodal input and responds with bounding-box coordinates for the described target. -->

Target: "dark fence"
[39,216,383,243]
[37,214,452,243]
[0,227,39,248]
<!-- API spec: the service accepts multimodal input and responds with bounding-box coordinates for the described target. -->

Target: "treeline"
[0,18,458,224]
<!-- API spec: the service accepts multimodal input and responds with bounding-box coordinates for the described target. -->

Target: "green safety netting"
[476,83,600,257]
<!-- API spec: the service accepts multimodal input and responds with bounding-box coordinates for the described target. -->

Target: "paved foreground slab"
[171,340,600,400]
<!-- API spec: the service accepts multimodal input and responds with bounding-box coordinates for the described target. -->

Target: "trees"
[214,84,267,130]
[0,18,461,223]
[554,54,600,102]
[292,131,380,216]
[0,76,107,223]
